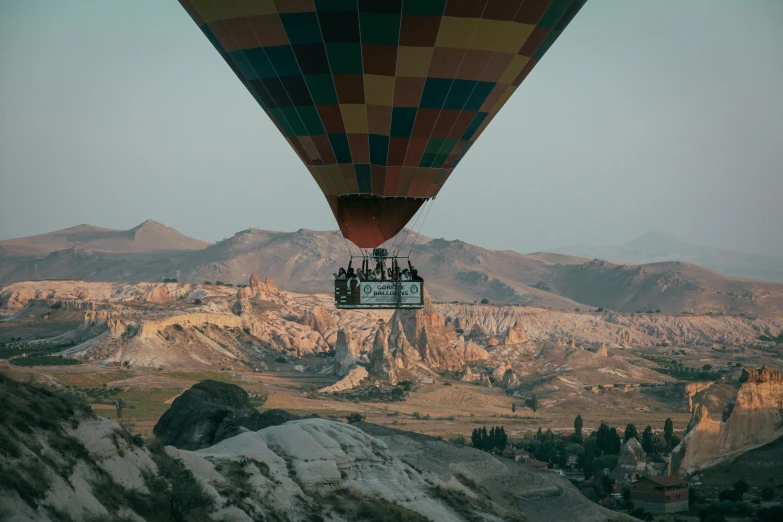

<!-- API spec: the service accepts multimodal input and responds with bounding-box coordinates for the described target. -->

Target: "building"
[630,476,689,514]
[523,459,549,471]
[502,447,529,462]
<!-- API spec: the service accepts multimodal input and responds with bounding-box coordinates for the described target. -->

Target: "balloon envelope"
[179,0,587,247]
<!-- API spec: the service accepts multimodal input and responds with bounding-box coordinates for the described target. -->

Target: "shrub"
[249,393,268,407]
[143,456,214,522]
[346,412,365,424]
[480,298,489,304]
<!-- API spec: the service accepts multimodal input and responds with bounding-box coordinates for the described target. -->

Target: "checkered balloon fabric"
[179,0,587,247]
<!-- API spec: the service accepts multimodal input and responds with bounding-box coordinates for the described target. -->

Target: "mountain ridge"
[1,223,783,315]
[552,231,783,283]
[0,220,209,256]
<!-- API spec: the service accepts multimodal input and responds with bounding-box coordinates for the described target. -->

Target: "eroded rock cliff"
[672,365,783,474]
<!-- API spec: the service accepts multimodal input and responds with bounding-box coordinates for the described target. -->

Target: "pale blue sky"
[1,1,782,255]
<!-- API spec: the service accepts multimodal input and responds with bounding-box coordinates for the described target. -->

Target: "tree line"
[471,426,508,452]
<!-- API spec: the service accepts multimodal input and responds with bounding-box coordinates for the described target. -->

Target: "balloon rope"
[393,199,427,257]
[389,200,426,256]
[408,199,433,257]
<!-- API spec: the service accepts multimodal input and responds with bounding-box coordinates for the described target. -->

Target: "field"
[1,361,693,440]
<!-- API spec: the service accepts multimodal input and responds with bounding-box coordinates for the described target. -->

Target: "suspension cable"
[389,200,426,256]
[408,199,433,257]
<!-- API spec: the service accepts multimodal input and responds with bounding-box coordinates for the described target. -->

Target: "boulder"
[153,380,297,450]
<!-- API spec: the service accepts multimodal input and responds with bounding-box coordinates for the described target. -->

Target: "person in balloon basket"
[333,267,347,280]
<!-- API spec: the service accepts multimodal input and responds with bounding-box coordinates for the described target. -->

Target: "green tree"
[114,398,125,419]
[596,422,620,455]
[511,402,516,413]
[732,479,749,498]
[574,415,583,440]
[664,418,674,448]
[526,393,539,413]
[624,423,638,442]
[641,425,654,453]
[579,438,596,479]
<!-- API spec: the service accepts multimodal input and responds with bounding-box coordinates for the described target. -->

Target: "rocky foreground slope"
[0,375,616,522]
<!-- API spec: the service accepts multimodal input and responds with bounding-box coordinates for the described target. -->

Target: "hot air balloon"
[178,0,586,308]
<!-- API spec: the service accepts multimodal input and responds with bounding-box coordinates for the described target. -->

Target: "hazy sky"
[1,1,782,255]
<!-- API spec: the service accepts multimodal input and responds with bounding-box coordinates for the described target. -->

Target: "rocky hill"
[672,366,783,474]
[0,375,616,521]
[4,224,783,315]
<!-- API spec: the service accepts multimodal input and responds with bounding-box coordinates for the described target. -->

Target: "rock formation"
[461,366,475,382]
[685,381,715,412]
[505,322,528,345]
[143,285,172,303]
[672,366,783,474]
[153,380,297,450]
[334,329,361,372]
[232,289,251,316]
[264,277,278,293]
[740,365,783,383]
[595,343,608,356]
[250,273,264,293]
[318,366,369,393]
[492,361,513,381]
[304,305,334,336]
[369,324,400,384]
[501,369,519,388]
[383,290,488,373]
[613,437,648,482]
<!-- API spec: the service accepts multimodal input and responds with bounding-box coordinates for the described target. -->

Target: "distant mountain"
[1,224,782,316]
[551,232,783,283]
[0,220,210,256]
